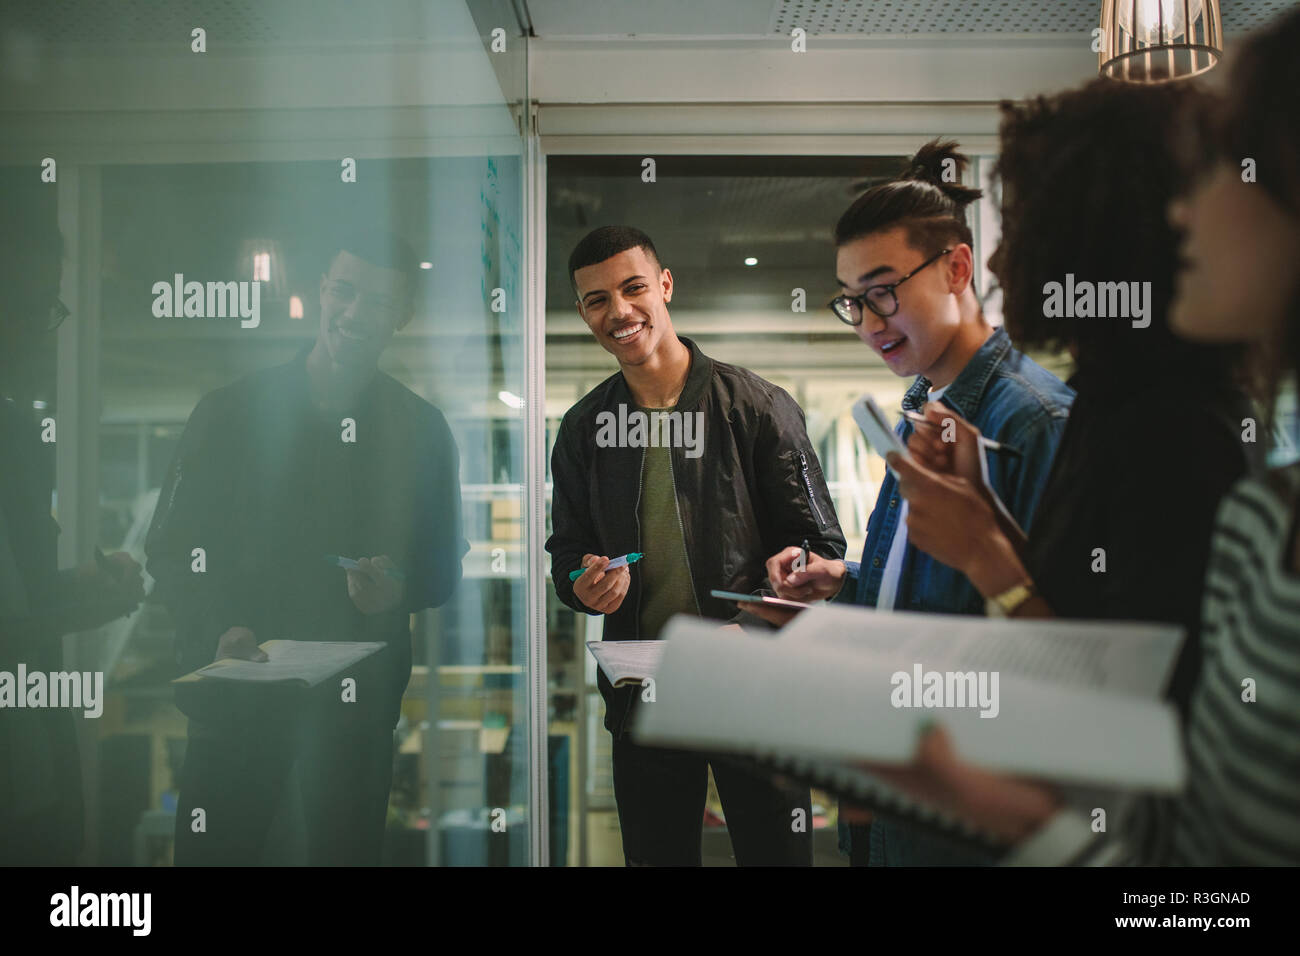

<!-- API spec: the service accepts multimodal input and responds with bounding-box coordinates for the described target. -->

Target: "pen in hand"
[901,410,1023,458]
[569,552,644,582]
[323,554,407,581]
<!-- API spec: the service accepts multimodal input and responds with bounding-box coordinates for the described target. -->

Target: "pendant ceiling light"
[1098,0,1223,82]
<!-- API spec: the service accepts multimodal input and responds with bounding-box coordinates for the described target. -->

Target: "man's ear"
[948,245,974,295]
[660,267,674,304]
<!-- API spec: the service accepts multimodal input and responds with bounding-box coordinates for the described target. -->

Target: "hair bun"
[902,138,983,208]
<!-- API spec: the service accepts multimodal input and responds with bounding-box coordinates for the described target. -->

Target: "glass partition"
[1,0,533,866]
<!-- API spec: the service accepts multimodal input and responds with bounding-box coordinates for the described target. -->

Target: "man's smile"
[610,320,647,343]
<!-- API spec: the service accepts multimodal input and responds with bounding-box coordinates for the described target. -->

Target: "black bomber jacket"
[546,336,845,735]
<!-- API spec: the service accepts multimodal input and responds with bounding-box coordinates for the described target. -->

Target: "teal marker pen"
[569,552,644,582]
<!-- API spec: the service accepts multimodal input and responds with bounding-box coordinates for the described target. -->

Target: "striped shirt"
[1007,468,1300,866]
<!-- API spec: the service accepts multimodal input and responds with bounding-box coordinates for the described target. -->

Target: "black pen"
[801,538,809,570]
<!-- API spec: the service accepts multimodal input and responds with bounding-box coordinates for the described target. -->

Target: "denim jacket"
[836,326,1074,615]
[835,326,1074,864]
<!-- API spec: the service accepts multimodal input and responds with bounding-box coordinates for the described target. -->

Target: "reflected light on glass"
[289,295,304,319]
[498,390,525,409]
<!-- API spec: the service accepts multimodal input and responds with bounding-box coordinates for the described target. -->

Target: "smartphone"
[710,589,812,611]
[851,394,911,461]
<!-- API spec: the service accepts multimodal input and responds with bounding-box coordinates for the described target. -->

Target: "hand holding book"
[850,724,1063,845]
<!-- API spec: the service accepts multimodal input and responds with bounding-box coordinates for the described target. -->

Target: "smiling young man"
[146,228,468,865]
[761,142,1075,866]
[546,225,844,866]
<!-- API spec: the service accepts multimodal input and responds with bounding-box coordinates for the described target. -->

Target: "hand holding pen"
[572,553,632,615]
[898,403,1028,550]
[325,554,405,616]
[902,402,1017,489]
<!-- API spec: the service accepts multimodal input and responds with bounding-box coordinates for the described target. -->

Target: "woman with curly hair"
[892,77,1256,714]
[878,6,1300,865]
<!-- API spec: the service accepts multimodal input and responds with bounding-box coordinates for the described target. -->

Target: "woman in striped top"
[869,5,1300,865]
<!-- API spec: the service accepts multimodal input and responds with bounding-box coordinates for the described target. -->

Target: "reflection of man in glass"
[147,230,467,865]
[1,192,145,865]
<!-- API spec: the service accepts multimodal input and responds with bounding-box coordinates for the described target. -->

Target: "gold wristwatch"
[986,581,1035,618]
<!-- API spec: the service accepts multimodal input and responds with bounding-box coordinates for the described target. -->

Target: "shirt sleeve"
[1000,792,1174,866]
[995,406,1069,535]
[545,413,599,615]
[406,407,468,613]
[998,808,1100,866]
[1098,400,1247,711]
[752,386,847,566]
[144,393,252,671]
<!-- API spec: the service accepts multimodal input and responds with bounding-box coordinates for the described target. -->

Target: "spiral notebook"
[633,606,1185,847]
[587,639,667,688]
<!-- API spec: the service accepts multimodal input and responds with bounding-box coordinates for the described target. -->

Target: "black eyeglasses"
[828,248,952,325]
[323,279,406,326]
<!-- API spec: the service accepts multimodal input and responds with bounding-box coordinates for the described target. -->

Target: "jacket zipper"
[799,451,827,531]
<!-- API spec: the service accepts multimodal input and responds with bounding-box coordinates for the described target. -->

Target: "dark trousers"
[867,818,996,866]
[174,718,393,866]
[611,734,812,866]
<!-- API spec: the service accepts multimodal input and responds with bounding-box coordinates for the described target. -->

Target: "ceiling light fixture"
[1098,0,1222,82]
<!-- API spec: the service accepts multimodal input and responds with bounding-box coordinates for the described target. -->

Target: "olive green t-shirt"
[637,407,700,641]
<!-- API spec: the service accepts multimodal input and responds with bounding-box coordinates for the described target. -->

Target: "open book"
[587,640,667,688]
[633,605,1185,848]
[175,640,384,688]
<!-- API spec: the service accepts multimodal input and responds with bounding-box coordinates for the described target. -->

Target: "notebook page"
[778,605,1182,696]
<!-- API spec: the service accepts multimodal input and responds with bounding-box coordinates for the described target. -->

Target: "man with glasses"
[146,229,468,865]
[756,143,1074,866]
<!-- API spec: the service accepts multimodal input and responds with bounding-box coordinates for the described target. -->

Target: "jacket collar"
[901,326,1011,417]
[675,336,713,410]
[612,334,714,410]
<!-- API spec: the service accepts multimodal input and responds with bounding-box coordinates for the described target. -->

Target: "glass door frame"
[530,101,1002,864]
